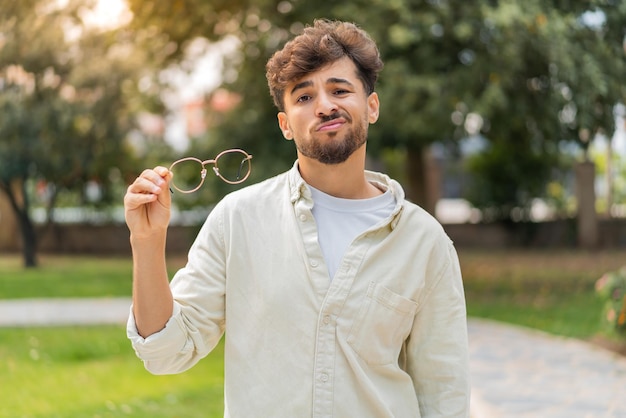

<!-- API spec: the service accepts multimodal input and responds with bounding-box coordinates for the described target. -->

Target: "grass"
[0,326,224,418]
[0,250,625,416]
[0,255,185,299]
[0,254,225,418]
[459,249,626,339]
[2,250,624,340]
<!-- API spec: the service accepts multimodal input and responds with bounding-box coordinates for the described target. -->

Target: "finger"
[140,167,173,196]
[138,168,169,188]
[154,166,172,181]
[140,167,172,206]
[128,176,164,195]
[124,189,158,210]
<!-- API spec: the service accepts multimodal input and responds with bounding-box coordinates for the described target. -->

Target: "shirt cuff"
[126,303,189,361]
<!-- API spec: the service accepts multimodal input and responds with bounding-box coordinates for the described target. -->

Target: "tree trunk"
[605,135,613,218]
[0,192,18,250]
[1,179,38,267]
[17,208,37,267]
[405,146,440,216]
[575,161,598,249]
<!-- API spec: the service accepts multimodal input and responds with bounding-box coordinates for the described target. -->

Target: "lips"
[316,117,346,132]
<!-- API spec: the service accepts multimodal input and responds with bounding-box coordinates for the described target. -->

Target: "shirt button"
[319,372,329,382]
[299,214,307,222]
[310,260,319,268]
[323,315,331,325]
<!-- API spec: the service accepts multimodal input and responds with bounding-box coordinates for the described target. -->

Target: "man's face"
[277,57,379,165]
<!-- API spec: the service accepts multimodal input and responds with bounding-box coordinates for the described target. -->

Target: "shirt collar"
[288,160,309,203]
[287,160,405,229]
[365,170,405,229]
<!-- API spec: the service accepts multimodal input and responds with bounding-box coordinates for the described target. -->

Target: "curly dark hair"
[266,19,384,111]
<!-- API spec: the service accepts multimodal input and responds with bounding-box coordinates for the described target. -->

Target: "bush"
[595,266,626,335]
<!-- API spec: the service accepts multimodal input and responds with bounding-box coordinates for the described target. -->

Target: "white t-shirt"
[309,183,396,279]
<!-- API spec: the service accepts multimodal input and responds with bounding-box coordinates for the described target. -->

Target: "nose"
[315,92,338,117]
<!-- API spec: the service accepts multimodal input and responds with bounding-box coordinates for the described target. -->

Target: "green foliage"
[457,1,625,219]
[595,266,626,335]
[0,0,167,265]
[0,0,143,200]
[589,132,626,210]
[464,138,557,221]
[125,0,626,212]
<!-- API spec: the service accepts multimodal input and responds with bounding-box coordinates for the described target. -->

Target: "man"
[124,19,470,417]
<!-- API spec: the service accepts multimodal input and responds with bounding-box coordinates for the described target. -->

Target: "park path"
[1,298,626,417]
[0,297,131,327]
[468,318,626,418]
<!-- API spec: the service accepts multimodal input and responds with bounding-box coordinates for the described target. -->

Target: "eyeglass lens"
[169,159,205,193]
[169,151,251,193]
[215,151,251,183]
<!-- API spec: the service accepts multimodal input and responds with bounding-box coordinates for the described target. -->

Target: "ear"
[277,112,293,140]
[367,92,380,124]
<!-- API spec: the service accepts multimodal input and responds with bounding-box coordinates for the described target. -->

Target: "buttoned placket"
[292,188,332,417]
[292,182,387,418]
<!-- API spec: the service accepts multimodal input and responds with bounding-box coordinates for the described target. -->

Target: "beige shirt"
[127,162,470,417]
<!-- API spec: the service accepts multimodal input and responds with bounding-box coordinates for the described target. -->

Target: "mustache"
[319,112,349,123]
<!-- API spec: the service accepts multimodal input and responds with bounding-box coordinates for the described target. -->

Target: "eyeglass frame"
[168,148,253,194]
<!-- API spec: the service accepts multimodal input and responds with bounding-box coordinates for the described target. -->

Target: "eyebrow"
[289,77,356,95]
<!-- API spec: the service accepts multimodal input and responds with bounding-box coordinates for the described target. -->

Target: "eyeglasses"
[169,148,253,193]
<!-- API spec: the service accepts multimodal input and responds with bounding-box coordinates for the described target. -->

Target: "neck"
[297,147,381,199]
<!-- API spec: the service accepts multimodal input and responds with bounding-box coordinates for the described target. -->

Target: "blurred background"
[0,1,625,416]
[1,0,625,266]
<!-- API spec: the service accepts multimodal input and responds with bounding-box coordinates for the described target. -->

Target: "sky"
[79,0,132,30]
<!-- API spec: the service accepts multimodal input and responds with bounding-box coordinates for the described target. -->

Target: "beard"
[295,112,368,165]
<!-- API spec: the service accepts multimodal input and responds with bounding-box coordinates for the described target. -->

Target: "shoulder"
[221,171,289,204]
[212,170,292,225]
[403,200,453,245]
[401,199,446,232]
[371,171,449,240]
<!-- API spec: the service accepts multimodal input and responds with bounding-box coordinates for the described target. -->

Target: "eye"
[296,94,312,103]
[333,89,352,97]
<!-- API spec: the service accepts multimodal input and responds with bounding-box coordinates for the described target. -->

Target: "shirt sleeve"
[406,241,471,417]
[126,203,228,375]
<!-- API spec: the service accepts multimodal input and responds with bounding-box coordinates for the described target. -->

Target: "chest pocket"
[347,281,419,365]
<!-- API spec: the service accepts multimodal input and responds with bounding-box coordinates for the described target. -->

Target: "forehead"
[287,57,361,91]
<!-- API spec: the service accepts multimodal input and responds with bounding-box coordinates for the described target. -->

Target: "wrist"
[130,231,167,250]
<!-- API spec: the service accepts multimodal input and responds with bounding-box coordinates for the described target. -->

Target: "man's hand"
[124,166,175,337]
[124,166,172,239]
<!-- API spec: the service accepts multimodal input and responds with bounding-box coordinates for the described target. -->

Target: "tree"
[126,0,494,203]
[462,1,626,221]
[0,0,151,266]
[125,0,626,218]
